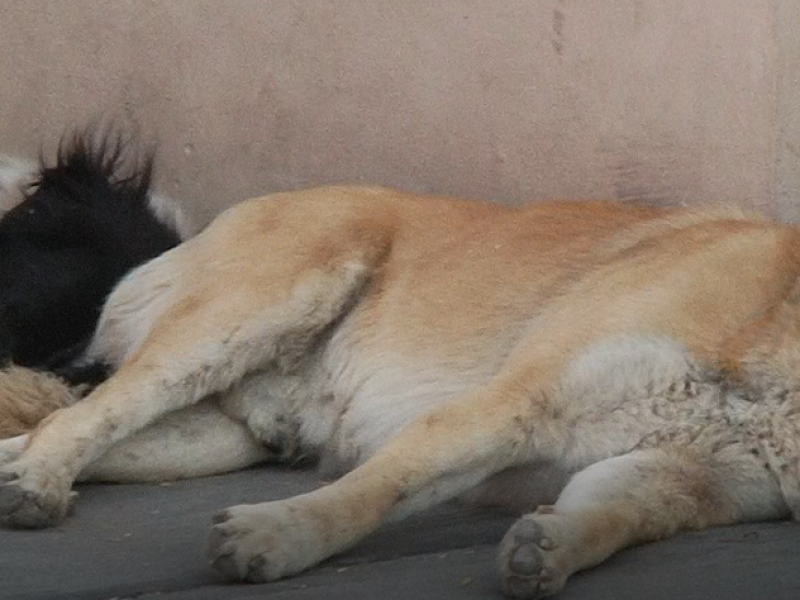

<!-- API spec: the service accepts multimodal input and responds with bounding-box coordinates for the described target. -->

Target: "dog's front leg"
[0,296,337,529]
[0,288,321,527]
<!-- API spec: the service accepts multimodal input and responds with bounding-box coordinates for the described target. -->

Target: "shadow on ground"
[2,466,799,599]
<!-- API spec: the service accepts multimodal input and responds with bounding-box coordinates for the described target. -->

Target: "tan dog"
[1,186,800,599]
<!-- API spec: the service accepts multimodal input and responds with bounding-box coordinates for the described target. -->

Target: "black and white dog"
[0,126,194,431]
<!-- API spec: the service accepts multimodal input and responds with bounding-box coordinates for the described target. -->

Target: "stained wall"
[0,1,797,225]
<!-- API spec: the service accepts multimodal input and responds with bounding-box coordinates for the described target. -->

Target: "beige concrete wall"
[0,1,797,226]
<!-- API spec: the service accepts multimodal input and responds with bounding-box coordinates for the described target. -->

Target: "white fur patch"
[147,192,198,240]
[0,155,36,214]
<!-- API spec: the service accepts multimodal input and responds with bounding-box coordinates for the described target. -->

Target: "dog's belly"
[216,343,491,475]
[221,312,771,512]
[214,296,509,475]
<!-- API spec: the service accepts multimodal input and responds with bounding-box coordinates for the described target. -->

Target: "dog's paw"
[497,513,570,599]
[208,501,326,583]
[0,459,74,528]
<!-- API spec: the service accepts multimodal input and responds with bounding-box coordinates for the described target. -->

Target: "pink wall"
[1,1,797,226]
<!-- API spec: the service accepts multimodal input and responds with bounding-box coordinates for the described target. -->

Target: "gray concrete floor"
[2,466,799,600]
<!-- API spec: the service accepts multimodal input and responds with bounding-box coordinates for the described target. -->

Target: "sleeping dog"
[0,127,193,436]
[3,185,800,598]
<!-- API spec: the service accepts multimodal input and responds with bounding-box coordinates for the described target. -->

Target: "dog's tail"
[0,365,81,439]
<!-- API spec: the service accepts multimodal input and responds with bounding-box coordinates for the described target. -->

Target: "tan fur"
[3,186,800,598]
[0,367,78,438]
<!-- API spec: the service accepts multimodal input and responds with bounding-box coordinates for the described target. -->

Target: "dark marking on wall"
[633,0,645,30]
[599,133,702,207]
[552,2,565,56]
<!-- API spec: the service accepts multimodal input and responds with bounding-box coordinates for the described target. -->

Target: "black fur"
[0,129,182,384]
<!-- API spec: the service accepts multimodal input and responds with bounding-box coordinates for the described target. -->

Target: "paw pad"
[498,516,566,600]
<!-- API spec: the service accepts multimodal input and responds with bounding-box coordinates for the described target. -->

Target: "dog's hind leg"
[207,376,549,582]
[496,446,787,599]
[0,198,391,527]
